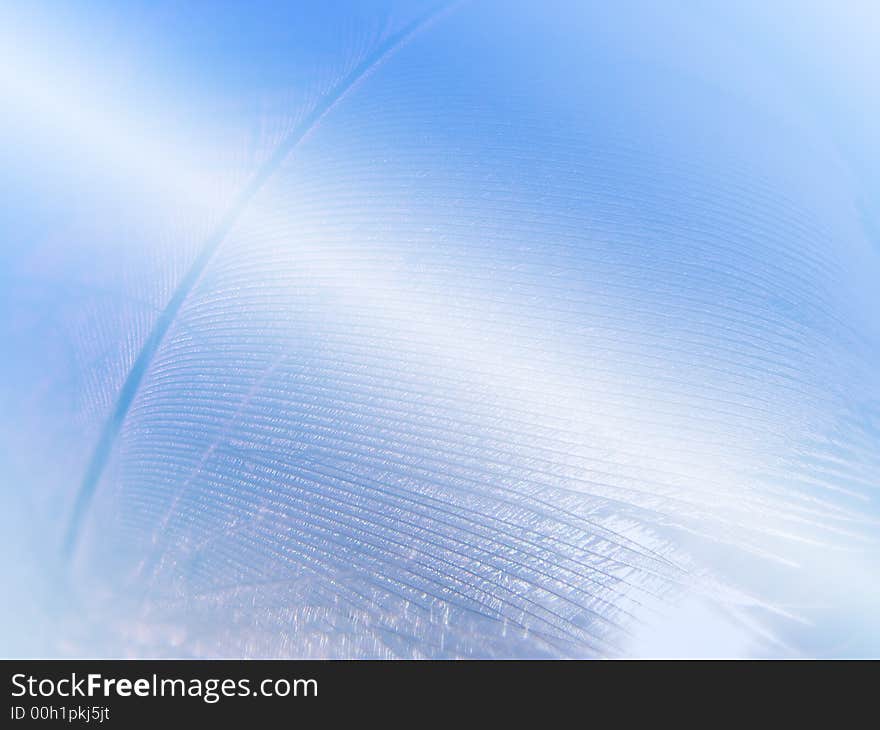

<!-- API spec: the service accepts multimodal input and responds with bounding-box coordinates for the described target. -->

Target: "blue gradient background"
[1,1,878,657]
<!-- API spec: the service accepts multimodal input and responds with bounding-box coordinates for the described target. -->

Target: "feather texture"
[1,0,879,657]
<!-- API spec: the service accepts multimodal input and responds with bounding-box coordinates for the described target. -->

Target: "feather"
[1,0,879,658]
